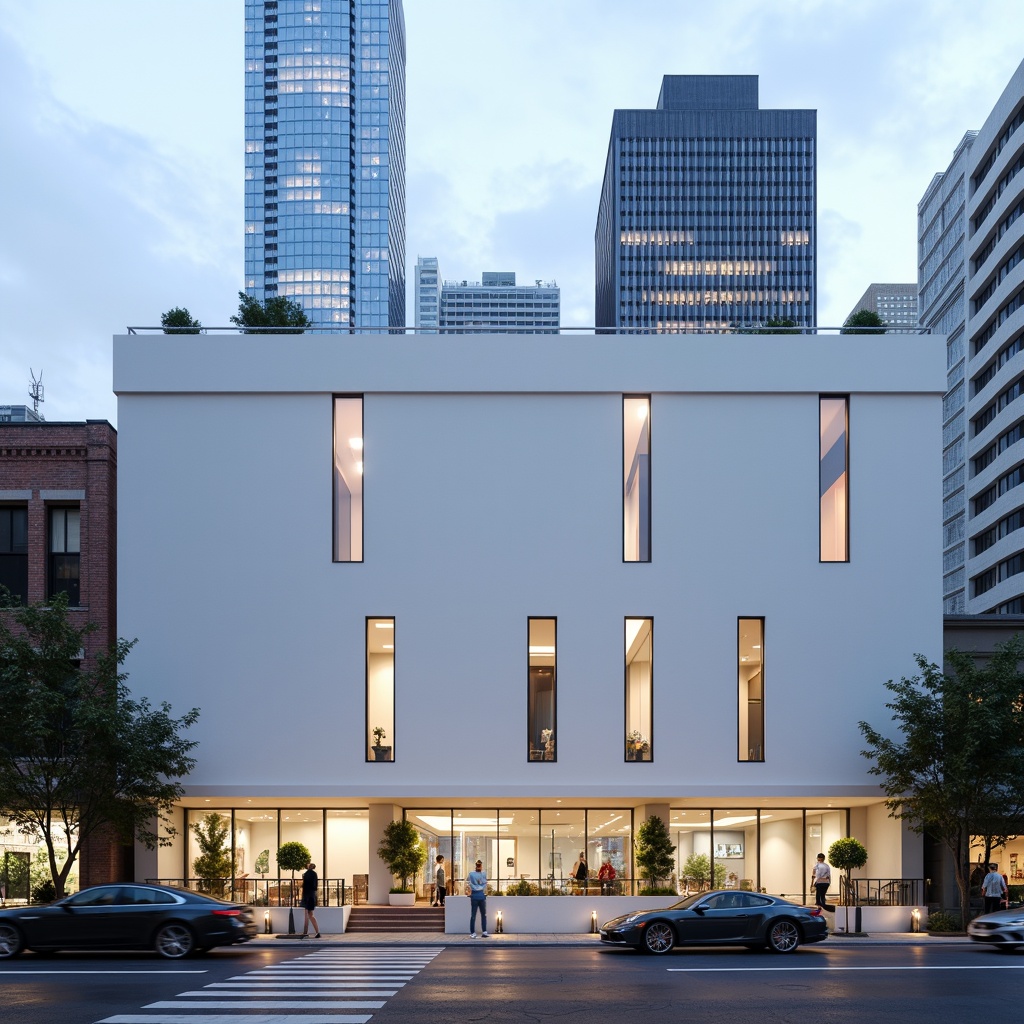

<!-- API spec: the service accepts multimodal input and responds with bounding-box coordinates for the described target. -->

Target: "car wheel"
[642,921,675,955]
[154,923,195,959]
[0,924,24,959]
[766,919,800,953]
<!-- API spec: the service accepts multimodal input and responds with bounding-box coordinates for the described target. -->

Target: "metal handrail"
[126,325,931,336]
[839,877,924,906]
[146,876,349,907]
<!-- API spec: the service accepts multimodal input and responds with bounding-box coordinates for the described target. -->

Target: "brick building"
[0,418,124,887]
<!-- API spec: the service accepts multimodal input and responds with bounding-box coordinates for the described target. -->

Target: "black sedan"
[600,890,828,954]
[0,883,258,959]
[967,905,1024,950]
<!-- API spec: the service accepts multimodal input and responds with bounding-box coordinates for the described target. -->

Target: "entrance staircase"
[346,905,446,934]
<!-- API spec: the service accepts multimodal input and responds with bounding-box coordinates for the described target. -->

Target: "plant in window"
[376,819,426,893]
[635,814,676,892]
[626,730,649,760]
[371,726,392,761]
[541,728,554,759]
[191,813,232,895]
[372,726,386,746]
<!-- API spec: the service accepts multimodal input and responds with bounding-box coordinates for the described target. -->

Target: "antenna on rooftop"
[29,368,44,418]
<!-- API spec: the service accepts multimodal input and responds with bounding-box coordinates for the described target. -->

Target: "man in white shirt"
[982,864,1008,915]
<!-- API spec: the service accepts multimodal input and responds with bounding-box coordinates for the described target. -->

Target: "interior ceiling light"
[349,437,363,450]
[375,622,394,629]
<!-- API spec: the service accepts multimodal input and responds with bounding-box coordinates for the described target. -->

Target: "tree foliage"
[276,840,311,877]
[841,309,886,334]
[682,852,726,890]
[0,593,200,898]
[859,638,1024,925]
[634,814,676,887]
[160,307,202,334]
[827,837,868,903]
[376,819,426,891]
[191,812,232,892]
[229,291,311,334]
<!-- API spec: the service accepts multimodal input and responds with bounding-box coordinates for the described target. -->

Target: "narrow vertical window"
[49,507,80,605]
[0,507,29,604]
[528,618,556,761]
[366,617,394,761]
[623,396,651,562]
[738,618,764,762]
[820,396,848,562]
[625,618,653,761]
[334,396,363,562]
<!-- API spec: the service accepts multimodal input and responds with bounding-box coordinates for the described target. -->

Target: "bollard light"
[591,910,598,934]
[264,910,271,934]
[911,908,921,933]
[495,910,503,934]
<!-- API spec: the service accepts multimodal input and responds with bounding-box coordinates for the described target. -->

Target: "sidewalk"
[251,931,973,947]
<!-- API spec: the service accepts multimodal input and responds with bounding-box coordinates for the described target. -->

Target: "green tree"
[681,852,726,891]
[859,638,1024,926]
[160,307,202,334]
[0,593,200,899]
[634,814,676,889]
[827,836,868,930]
[376,819,427,892]
[276,840,311,906]
[229,291,311,334]
[191,812,232,893]
[841,309,886,334]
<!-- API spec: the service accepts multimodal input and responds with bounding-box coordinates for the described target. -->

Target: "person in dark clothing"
[433,854,447,906]
[300,861,321,938]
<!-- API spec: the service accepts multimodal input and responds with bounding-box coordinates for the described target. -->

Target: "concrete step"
[347,906,446,933]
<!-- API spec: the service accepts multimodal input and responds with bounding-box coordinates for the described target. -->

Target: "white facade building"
[114,331,943,916]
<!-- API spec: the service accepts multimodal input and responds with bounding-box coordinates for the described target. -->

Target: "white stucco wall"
[113,332,944,809]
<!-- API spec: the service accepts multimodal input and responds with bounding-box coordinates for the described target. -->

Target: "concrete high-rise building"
[244,0,406,330]
[413,256,439,333]
[596,75,816,332]
[919,58,1024,614]
[440,272,560,334]
[846,283,918,330]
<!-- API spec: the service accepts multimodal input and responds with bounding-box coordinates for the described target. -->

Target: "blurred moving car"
[967,906,1024,950]
[600,889,828,954]
[0,883,258,959]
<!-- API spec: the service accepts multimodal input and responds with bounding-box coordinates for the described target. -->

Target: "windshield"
[669,893,709,910]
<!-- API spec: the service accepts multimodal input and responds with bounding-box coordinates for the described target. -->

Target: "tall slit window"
[333,396,363,562]
[0,507,28,604]
[625,618,653,761]
[623,396,651,561]
[819,396,848,562]
[366,617,394,762]
[49,507,80,606]
[738,618,764,762]
[528,618,556,761]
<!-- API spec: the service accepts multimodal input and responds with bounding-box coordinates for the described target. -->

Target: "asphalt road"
[1,941,1023,1024]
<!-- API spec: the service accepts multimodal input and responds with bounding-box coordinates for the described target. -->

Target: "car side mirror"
[694,905,706,915]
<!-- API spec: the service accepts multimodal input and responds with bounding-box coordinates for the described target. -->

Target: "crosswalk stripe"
[207,982,403,989]
[145,1000,386,1009]
[99,1016,372,1024]
[177,990,399,998]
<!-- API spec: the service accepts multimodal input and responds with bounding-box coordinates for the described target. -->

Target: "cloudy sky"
[1,0,1021,424]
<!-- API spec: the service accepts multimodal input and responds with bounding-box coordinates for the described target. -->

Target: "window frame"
[819,394,849,563]
[365,615,395,763]
[622,394,651,563]
[0,505,29,605]
[737,616,765,763]
[624,616,653,762]
[47,505,81,606]
[527,617,557,763]
[333,394,364,563]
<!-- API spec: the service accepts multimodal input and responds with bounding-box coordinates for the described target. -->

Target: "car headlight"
[623,914,643,924]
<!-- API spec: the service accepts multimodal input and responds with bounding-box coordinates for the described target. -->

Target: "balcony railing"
[840,877,925,906]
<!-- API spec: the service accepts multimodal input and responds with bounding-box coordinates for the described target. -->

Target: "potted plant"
[635,814,677,893]
[371,725,392,762]
[626,730,650,761]
[828,837,868,934]
[191,812,232,896]
[377,819,426,905]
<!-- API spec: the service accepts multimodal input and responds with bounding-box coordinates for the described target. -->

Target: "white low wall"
[444,894,678,934]
[265,905,351,934]
[445,897,927,934]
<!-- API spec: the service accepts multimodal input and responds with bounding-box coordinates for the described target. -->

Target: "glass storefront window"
[807,810,845,900]
[406,809,453,900]
[498,809,541,893]
[760,809,804,898]
[540,809,586,894]
[186,808,234,895]
[588,809,632,894]
[713,809,758,894]
[453,810,499,894]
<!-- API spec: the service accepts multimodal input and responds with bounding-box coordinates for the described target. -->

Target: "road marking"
[176,990,399,997]
[144,1000,386,1009]
[667,964,1024,972]
[208,981,404,989]
[100,1017,372,1023]
[0,970,206,975]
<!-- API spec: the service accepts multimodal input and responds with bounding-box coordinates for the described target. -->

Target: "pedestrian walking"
[468,859,489,937]
[570,851,589,894]
[982,863,1008,915]
[433,854,447,907]
[300,861,321,938]
[809,853,835,916]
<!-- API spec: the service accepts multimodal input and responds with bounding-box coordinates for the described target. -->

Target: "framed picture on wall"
[714,843,743,858]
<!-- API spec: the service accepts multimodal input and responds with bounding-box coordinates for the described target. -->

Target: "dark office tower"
[245,0,406,330]
[596,76,816,332]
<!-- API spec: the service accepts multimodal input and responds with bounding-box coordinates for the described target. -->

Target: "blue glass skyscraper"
[245,0,406,329]
[596,76,816,331]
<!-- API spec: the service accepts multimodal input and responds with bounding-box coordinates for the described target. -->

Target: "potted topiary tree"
[277,841,311,934]
[377,819,427,905]
[634,814,677,894]
[828,836,868,934]
[371,726,392,762]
